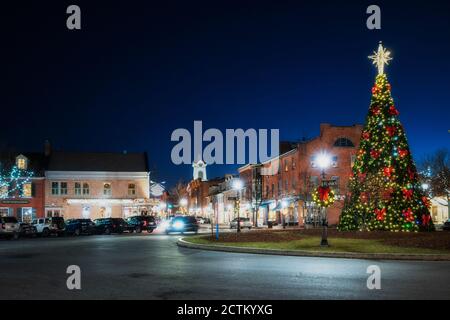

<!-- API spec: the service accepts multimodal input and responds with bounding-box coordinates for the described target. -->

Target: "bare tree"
[168,179,187,207]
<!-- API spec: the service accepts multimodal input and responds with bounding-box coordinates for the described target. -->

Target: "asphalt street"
[1,228,450,300]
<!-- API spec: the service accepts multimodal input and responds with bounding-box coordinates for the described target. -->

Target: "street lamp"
[317,152,331,247]
[232,179,244,233]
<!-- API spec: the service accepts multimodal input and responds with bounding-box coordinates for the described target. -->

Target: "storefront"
[0,199,43,223]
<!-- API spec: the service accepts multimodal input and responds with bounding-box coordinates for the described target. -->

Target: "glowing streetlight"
[179,198,188,207]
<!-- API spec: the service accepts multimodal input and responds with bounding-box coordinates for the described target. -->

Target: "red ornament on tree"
[371,106,381,115]
[402,188,413,200]
[383,166,394,178]
[389,105,400,116]
[402,208,415,222]
[422,196,431,209]
[386,84,392,91]
[374,208,386,221]
[407,167,416,180]
[362,131,371,140]
[422,214,431,226]
[370,150,381,159]
[386,126,396,137]
[398,149,409,158]
[371,86,379,95]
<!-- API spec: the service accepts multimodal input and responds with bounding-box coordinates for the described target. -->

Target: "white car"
[32,217,66,237]
[230,218,252,229]
[0,216,20,239]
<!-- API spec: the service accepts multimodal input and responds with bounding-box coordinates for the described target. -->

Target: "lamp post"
[317,152,331,247]
[232,179,244,233]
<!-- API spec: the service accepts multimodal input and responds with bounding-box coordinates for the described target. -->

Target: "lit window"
[75,182,82,195]
[22,183,32,198]
[310,176,319,188]
[16,155,28,170]
[0,186,9,198]
[83,183,90,195]
[128,183,136,196]
[103,183,112,196]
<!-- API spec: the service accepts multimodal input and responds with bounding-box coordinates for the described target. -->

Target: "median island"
[182,230,450,258]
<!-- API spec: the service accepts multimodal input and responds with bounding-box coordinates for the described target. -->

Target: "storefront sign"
[1,199,30,204]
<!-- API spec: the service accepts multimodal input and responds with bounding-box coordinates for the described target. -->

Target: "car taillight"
[143,221,148,226]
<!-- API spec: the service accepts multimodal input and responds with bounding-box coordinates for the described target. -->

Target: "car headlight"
[173,221,184,230]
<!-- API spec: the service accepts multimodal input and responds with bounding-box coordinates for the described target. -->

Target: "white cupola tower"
[193,160,207,181]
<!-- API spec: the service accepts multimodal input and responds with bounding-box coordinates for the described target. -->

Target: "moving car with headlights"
[230,217,252,229]
[0,216,20,239]
[94,218,134,235]
[126,215,157,233]
[32,217,66,237]
[19,223,37,238]
[65,219,96,236]
[165,216,199,234]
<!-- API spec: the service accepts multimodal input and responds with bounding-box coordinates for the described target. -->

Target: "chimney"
[44,140,52,157]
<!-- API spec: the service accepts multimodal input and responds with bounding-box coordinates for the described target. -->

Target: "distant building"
[430,197,449,225]
[45,151,151,220]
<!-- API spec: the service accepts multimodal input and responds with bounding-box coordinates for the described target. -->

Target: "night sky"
[2,0,449,186]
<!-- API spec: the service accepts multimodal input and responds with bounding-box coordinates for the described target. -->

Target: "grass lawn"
[187,235,450,255]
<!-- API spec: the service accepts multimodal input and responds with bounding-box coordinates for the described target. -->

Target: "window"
[51,182,59,195]
[75,182,82,195]
[22,183,32,198]
[284,160,289,172]
[310,156,317,168]
[310,176,319,188]
[60,182,67,195]
[332,156,338,168]
[103,183,112,196]
[128,183,136,196]
[292,159,296,170]
[82,183,90,195]
[334,138,355,147]
[271,184,275,197]
[0,208,11,217]
[0,185,8,198]
[285,180,289,193]
[16,155,28,170]
[266,185,269,197]
[46,209,61,217]
[331,176,340,194]
[51,182,67,195]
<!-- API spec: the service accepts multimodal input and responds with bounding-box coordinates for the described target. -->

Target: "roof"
[0,152,47,176]
[47,152,149,172]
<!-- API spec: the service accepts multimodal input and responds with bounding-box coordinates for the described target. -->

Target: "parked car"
[230,217,252,229]
[443,219,450,231]
[196,217,211,224]
[19,223,37,238]
[165,216,199,234]
[94,218,134,235]
[0,216,20,239]
[65,219,96,236]
[32,217,66,237]
[126,215,157,233]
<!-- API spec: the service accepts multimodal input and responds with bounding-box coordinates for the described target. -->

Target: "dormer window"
[334,138,355,148]
[16,155,28,170]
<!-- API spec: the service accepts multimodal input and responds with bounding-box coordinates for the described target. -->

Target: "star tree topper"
[369,42,393,75]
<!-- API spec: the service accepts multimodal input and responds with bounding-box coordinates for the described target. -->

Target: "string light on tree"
[339,42,433,232]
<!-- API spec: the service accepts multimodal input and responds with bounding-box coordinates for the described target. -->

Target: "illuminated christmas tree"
[338,42,433,232]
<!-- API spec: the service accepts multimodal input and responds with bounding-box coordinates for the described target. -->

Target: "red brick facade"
[239,123,363,226]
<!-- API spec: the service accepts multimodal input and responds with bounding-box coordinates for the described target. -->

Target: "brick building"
[239,123,363,226]
[0,152,46,222]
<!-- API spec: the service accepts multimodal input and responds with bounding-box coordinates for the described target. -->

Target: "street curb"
[177,238,450,261]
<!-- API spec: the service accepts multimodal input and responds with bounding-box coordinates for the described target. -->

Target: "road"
[1,229,450,300]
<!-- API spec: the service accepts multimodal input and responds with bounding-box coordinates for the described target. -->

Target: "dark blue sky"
[2,0,449,186]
